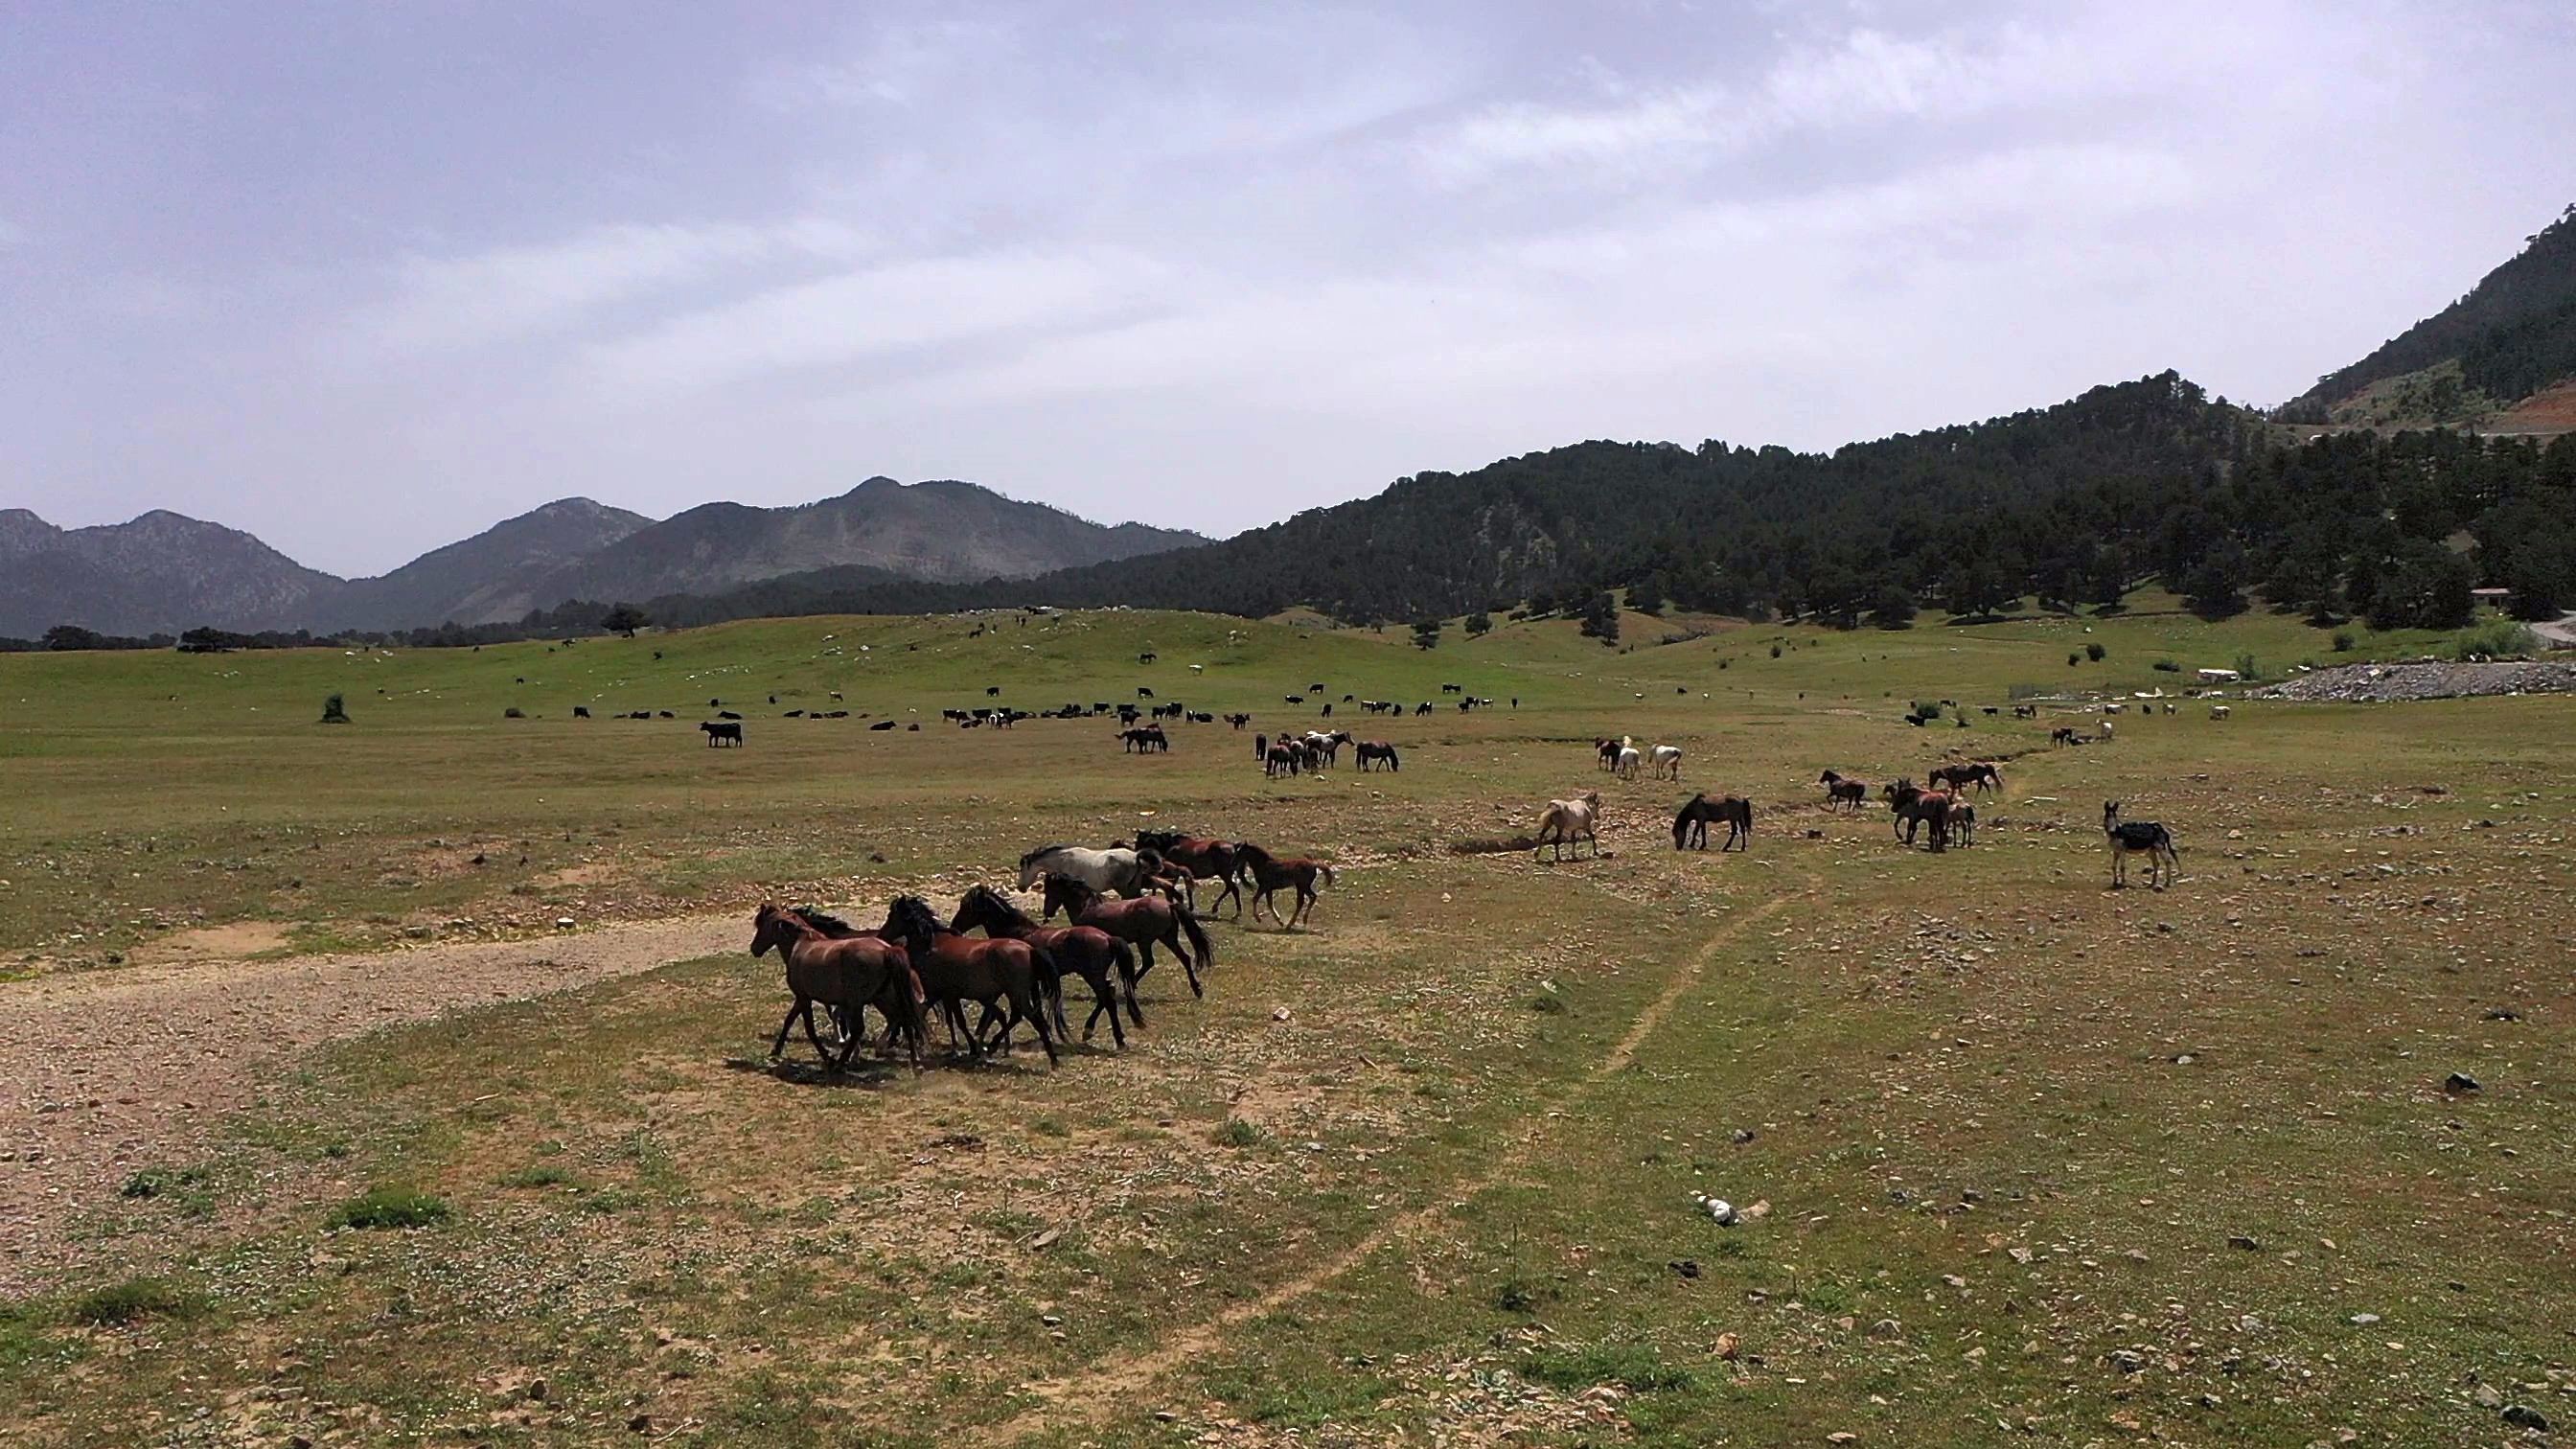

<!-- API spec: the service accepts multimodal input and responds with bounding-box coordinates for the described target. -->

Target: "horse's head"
[2104,801,2121,830]
[750,903,796,958]
[1581,791,1601,809]
[882,895,939,949]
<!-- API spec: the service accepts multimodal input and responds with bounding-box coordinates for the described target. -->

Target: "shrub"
[502,706,525,719]
[2450,618,2540,659]
[2234,652,2260,681]
[1769,643,1782,659]
[2332,631,2356,653]
[2152,659,2181,673]
[2085,642,2106,661]
[318,693,350,724]
[328,1186,451,1230]
[2067,652,2082,667]
[1213,1118,1263,1149]
[70,1277,200,1326]
[1526,1342,1696,1392]
[1909,701,1944,721]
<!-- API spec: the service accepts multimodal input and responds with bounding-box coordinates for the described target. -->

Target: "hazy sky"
[5,1,2572,576]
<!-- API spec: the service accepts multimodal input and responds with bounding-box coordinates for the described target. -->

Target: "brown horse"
[1930,761,2001,794]
[1232,841,1335,929]
[784,906,935,1059]
[1134,830,1247,918]
[1882,779,1959,848]
[1671,793,1754,851]
[1040,874,1213,1000]
[950,885,1139,1046]
[750,904,924,1074]
[878,896,1057,1066]
[1817,770,1868,811]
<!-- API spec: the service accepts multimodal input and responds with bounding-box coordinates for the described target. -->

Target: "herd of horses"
[754,832,1337,1074]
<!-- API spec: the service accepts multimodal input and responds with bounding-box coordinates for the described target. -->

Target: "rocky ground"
[2252,657,2576,702]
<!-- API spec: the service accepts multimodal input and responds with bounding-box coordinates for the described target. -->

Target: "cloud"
[352,218,873,353]
[1416,17,2163,184]
[749,19,1014,109]
[579,246,1174,396]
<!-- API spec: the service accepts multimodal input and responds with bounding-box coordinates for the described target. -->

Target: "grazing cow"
[1441,683,1462,693]
[1534,792,1602,862]
[869,719,897,731]
[1414,702,1433,716]
[717,709,743,721]
[2209,704,2231,720]
[572,706,590,719]
[2052,726,2080,746]
[1138,687,1154,699]
[1138,652,1157,663]
[701,721,744,748]
[987,685,1001,697]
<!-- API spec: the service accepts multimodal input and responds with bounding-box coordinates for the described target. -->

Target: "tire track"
[989,882,1804,1442]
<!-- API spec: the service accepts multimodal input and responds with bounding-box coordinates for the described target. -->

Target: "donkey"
[2103,802,2178,890]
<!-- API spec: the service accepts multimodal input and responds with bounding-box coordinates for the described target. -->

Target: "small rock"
[2472,1384,2503,1410]
[554,916,576,930]
[2482,1007,2521,1022]
[2350,1312,2380,1325]
[1154,1411,1179,1423]
[525,1379,548,1402]
[1669,1258,1700,1279]
[1713,1331,1739,1360]
[1867,1318,1902,1338]
[1732,1128,1756,1144]
[2444,1072,2480,1093]
[1040,1313,1063,1327]
[2108,1349,2146,1374]
[2503,1404,2549,1431]
[2227,1234,2262,1251]
[627,1414,653,1433]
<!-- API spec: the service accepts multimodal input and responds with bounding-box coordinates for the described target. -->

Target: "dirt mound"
[2488,378,2576,436]
[2253,658,2576,702]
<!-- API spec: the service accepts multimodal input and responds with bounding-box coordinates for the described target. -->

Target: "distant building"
[2196,667,2242,683]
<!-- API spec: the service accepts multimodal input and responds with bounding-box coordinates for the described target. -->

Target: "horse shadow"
[723,1054,906,1090]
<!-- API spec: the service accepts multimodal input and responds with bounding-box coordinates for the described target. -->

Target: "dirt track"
[0,913,744,1292]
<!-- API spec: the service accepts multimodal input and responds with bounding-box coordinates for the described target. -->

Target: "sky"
[4,1,2572,578]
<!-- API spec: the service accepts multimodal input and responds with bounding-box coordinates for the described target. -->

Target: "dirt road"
[0,913,746,1292]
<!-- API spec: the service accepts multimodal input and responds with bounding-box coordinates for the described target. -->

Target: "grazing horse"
[1231,842,1335,929]
[1614,746,1643,780]
[1017,843,1161,898]
[1534,792,1602,862]
[1134,830,1247,919]
[1596,738,1622,770]
[2103,802,2178,889]
[1354,741,1400,772]
[750,904,923,1073]
[1930,761,2001,794]
[2051,726,2080,747]
[1671,793,1754,851]
[700,720,744,747]
[1264,742,1302,776]
[1943,798,1977,847]
[878,897,1057,1066]
[1818,770,1869,811]
[1040,874,1212,1000]
[950,886,1138,1045]
[1649,744,1684,780]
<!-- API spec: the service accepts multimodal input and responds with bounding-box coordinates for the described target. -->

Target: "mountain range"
[0,481,1204,639]
[7,203,2572,642]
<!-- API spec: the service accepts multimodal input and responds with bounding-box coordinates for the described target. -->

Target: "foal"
[1231,841,1336,928]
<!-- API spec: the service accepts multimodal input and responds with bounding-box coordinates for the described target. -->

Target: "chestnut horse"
[1040,874,1213,1000]
[1134,830,1246,918]
[1232,841,1335,928]
[878,896,1057,1066]
[950,885,1140,1045]
[750,904,924,1074]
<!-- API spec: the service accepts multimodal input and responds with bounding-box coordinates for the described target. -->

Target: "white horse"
[1614,746,1643,780]
[1017,843,1155,896]
[1534,792,1602,862]
[1649,744,1683,780]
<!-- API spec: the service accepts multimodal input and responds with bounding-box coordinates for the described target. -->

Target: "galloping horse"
[1040,874,1213,1000]
[1818,770,1869,811]
[950,885,1139,1046]
[878,896,1057,1065]
[2103,801,2179,889]
[1231,842,1335,929]
[785,907,931,1059]
[1017,843,1160,898]
[1883,779,1959,848]
[1534,792,1602,862]
[750,904,923,1073]
[1670,793,1754,851]
[1134,830,1248,918]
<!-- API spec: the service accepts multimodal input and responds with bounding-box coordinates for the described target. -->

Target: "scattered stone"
[2472,1384,2504,1410]
[2445,1072,2481,1093]
[2227,1234,2262,1251]
[2503,1404,2549,1431]
[1713,1331,1739,1360]
[627,1413,653,1433]
[525,1379,548,1402]
[1669,1258,1700,1279]
[2350,1313,2380,1325]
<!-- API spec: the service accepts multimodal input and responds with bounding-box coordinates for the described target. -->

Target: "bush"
[2084,642,2106,661]
[2152,659,2181,673]
[502,706,525,719]
[70,1277,200,1326]
[328,1186,451,1230]
[2450,618,2540,659]
[2234,652,2260,681]
[1213,1118,1263,1149]
[2332,631,2356,653]
[1909,701,1944,721]
[1769,643,1782,659]
[318,692,350,724]
[2067,652,2082,666]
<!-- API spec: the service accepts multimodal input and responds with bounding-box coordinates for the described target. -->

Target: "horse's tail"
[1024,940,1064,1019]
[1110,937,1143,1023]
[1314,863,1336,891]
[1740,797,1755,833]
[1178,905,1214,969]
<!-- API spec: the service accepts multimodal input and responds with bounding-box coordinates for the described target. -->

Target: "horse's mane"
[789,906,868,938]
[1231,841,1275,864]
[962,884,1038,928]
[1018,842,1077,869]
[886,894,941,936]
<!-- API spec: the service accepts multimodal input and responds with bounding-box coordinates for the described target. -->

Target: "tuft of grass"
[1528,992,1566,1014]
[68,1277,200,1327]
[2152,658,2181,672]
[327,1185,452,1230]
[1214,1118,1264,1149]
[2332,630,2356,653]
[1492,1276,1557,1314]
[498,1165,577,1189]
[1031,1116,1070,1138]
[2085,641,2107,661]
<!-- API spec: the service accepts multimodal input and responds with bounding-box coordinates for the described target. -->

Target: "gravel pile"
[2252,659,2576,702]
